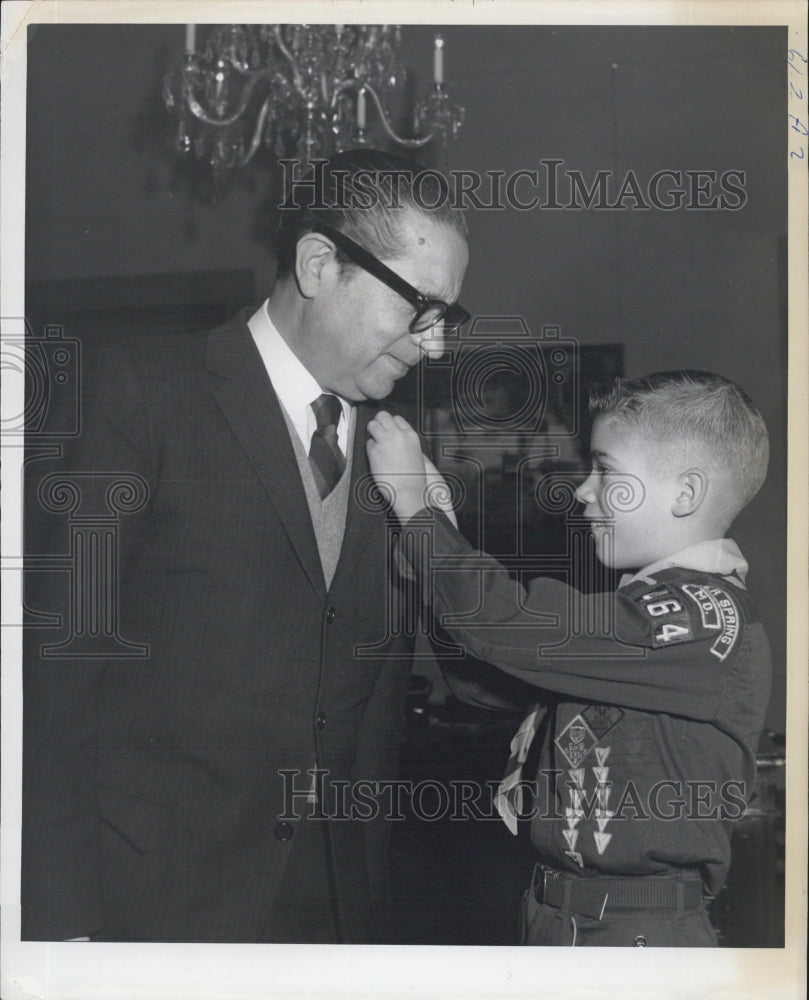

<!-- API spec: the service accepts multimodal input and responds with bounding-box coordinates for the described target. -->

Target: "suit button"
[274,821,294,842]
[326,607,336,623]
[316,711,327,730]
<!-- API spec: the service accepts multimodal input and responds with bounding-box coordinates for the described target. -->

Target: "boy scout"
[367,370,771,946]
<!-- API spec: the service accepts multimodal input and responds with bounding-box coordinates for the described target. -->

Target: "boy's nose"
[575,472,597,505]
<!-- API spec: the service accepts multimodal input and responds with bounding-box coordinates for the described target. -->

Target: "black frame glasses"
[314,224,470,334]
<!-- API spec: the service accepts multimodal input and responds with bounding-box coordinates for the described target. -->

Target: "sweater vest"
[280,404,354,590]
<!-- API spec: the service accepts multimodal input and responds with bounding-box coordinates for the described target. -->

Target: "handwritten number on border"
[789,49,807,162]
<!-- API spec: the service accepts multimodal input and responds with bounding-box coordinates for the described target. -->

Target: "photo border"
[2,2,806,998]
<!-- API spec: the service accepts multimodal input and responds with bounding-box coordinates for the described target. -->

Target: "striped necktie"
[494,703,543,835]
[309,393,346,499]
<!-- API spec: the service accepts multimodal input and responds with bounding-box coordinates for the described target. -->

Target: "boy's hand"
[366,411,429,522]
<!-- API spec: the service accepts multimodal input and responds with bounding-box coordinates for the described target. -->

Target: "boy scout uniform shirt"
[403,512,772,895]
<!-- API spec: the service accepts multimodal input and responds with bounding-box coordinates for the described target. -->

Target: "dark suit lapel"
[206,314,326,600]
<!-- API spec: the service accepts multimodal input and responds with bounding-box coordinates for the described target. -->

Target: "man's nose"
[412,324,445,361]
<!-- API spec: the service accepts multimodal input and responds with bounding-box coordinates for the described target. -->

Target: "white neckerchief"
[248,300,352,453]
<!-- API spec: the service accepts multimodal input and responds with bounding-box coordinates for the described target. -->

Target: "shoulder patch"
[624,571,746,658]
[633,583,696,648]
[679,582,741,661]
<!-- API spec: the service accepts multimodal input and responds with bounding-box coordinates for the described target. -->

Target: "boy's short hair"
[589,370,769,519]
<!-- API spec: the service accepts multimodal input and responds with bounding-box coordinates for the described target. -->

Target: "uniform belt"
[533,866,705,921]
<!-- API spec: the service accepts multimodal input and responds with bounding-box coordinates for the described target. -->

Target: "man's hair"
[274,148,468,280]
[589,370,769,518]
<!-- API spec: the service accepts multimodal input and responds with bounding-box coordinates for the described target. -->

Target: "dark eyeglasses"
[314,224,470,335]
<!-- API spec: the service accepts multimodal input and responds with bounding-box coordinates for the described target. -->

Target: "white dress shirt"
[248,300,352,452]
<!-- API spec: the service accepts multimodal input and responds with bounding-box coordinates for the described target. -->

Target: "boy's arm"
[367,413,526,712]
[365,411,750,722]
[399,508,745,722]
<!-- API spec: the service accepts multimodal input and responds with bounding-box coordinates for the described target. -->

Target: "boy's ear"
[295,232,337,298]
[672,468,709,518]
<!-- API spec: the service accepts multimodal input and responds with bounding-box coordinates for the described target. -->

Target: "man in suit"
[22,149,469,943]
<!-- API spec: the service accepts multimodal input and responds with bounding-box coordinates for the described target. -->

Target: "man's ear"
[295,232,337,298]
[672,468,709,517]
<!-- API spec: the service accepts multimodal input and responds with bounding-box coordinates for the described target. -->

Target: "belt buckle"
[530,863,556,901]
[540,864,559,901]
[538,866,610,920]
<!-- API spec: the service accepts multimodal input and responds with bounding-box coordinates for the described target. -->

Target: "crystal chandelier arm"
[273,26,303,90]
[185,69,268,127]
[332,80,436,149]
[240,92,273,165]
[165,26,462,177]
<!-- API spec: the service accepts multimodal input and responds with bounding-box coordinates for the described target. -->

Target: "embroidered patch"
[593,831,612,855]
[651,621,694,646]
[634,583,695,647]
[566,808,583,827]
[595,810,614,832]
[563,828,579,852]
[680,583,722,630]
[554,714,597,768]
[706,586,740,661]
[679,582,740,660]
[583,704,625,740]
[636,585,669,602]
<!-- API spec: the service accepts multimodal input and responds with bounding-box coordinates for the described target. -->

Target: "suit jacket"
[22,310,414,942]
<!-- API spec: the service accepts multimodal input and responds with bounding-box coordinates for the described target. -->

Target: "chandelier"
[162,24,465,179]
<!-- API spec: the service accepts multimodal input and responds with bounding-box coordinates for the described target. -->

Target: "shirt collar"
[247,300,352,446]
[619,538,748,590]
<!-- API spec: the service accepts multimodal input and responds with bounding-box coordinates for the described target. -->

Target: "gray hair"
[274,148,468,279]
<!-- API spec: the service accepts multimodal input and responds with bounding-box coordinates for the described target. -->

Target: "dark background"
[24,23,787,946]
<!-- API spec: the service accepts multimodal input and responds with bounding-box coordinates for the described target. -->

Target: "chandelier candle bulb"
[185,24,196,54]
[434,35,444,85]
